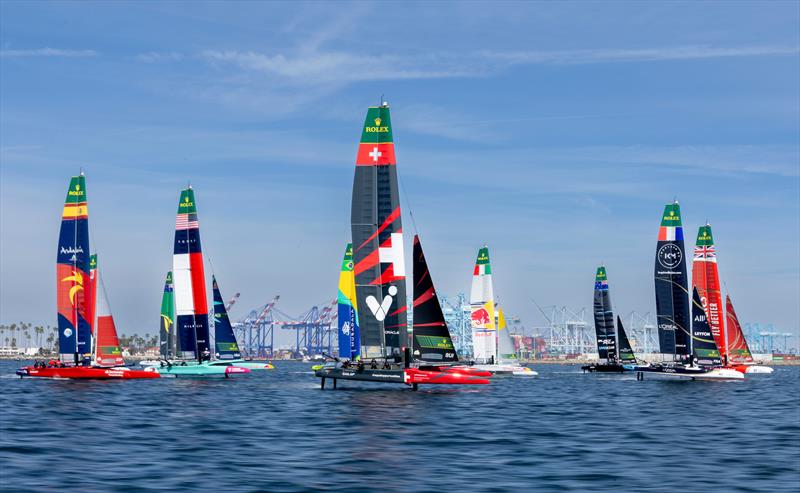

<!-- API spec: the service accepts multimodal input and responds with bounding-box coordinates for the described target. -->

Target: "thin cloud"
[479,45,800,65]
[135,51,183,63]
[0,48,98,58]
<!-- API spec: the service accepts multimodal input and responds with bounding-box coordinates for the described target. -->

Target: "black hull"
[315,366,406,385]
[582,363,626,373]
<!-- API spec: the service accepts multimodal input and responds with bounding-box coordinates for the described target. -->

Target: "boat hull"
[734,364,774,374]
[221,360,275,370]
[16,366,160,379]
[314,365,490,387]
[635,365,744,380]
[151,362,250,377]
[467,364,537,376]
[582,363,628,373]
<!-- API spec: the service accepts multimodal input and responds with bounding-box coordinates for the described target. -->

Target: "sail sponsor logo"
[693,314,707,324]
[364,117,389,133]
[68,184,85,197]
[60,270,85,304]
[179,196,194,208]
[365,285,397,322]
[471,308,490,327]
[60,246,85,256]
[663,210,680,222]
[63,328,73,338]
[341,320,352,336]
[657,243,682,269]
[658,323,676,330]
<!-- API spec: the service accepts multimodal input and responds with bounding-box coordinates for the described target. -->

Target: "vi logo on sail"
[365,285,397,322]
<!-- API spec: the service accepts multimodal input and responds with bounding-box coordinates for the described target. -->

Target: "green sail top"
[360,106,393,144]
[696,224,714,246]
[89,254,97,271]
[341,243,354,272]
[595,266,607,281]
[165,270,173,285]
[476,246,491,266]
[177,188,197,214]
[660,202,682,227]
[65,175,87,204]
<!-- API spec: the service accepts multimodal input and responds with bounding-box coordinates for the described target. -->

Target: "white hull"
[470,364,537,376]
[638,367,744,381]
[744,365,774,374]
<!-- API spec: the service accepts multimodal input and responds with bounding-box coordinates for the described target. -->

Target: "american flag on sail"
[175,213,199,230]
[694,245,716,261]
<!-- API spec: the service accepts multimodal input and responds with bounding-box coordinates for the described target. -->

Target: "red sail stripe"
[353,248,380,276]
[413,322,447,327]
[355,207,401,252]
[189,252,208,314]
[413,286,435,307]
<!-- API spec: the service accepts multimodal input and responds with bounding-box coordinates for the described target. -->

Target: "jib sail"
[351,103,407,358]
[654,202,690,358]
[93,263,125,367]
[496,306,518,364]
[616,316,637,365]
[212,276,241,360]
[57,174,92,363]
[411,235,457,363]
[725,295,754,364]
[691,287,722,366]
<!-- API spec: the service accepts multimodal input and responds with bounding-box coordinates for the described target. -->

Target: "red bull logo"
[471,308,490,327]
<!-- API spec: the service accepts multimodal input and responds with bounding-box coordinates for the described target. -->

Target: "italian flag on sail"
[356,106,396,166]
[657,202,684,241]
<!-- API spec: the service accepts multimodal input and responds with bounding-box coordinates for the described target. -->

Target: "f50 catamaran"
[18,174,158,379]
[314,102,489,388]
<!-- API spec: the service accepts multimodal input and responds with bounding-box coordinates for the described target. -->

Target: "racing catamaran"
[582,266,633,373]
[142,187,248,378]
[18,174,158,379]
[467,246,535,376]
[314,102,489,388]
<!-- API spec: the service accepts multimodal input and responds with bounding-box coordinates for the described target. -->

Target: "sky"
[1,1,798,346]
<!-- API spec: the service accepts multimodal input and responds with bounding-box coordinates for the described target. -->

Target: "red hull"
[433,366,493,377]
[17,366,160,379]
[404,368,490,385]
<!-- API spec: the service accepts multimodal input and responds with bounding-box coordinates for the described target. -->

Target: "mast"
[159,271,175,358]
[592,266,617,363]
[692,223,726,362]
[57,173,91,364]
[654,201,690,361]
[350,102,407,359]
[172,186,209,362]
[470,246,496,364]
[411,235,457,362]
[337,243,361,361]
[212,275,242,360]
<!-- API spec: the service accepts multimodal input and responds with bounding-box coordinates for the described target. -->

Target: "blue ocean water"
[1,361,798,493]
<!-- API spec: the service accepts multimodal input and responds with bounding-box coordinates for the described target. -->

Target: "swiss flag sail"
[351,104,407,358]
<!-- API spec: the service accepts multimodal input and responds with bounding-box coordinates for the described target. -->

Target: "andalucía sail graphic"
[411,235,457,362]
[172,187,210,360]
[592,266,617,362]
[94,264,125,367]
[692,224,726,358]
[337,243,361,360]
[351,103,407,357]
[725,295,754,364]
[470,246,496,363]
[654,202,690,357]
[57,174,92,363]
[691,287,722,366]
[212,276,241,360]
[159,271,175,358]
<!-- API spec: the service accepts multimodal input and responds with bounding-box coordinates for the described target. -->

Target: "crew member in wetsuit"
[370,359,378,369]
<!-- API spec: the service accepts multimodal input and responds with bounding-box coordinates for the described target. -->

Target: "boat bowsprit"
[17,363,160,379]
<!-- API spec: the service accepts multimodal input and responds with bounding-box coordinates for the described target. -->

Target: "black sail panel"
[351,104,407,358]
[411,235,458,362]
[654,202,690,357]
[691,288,722,366]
